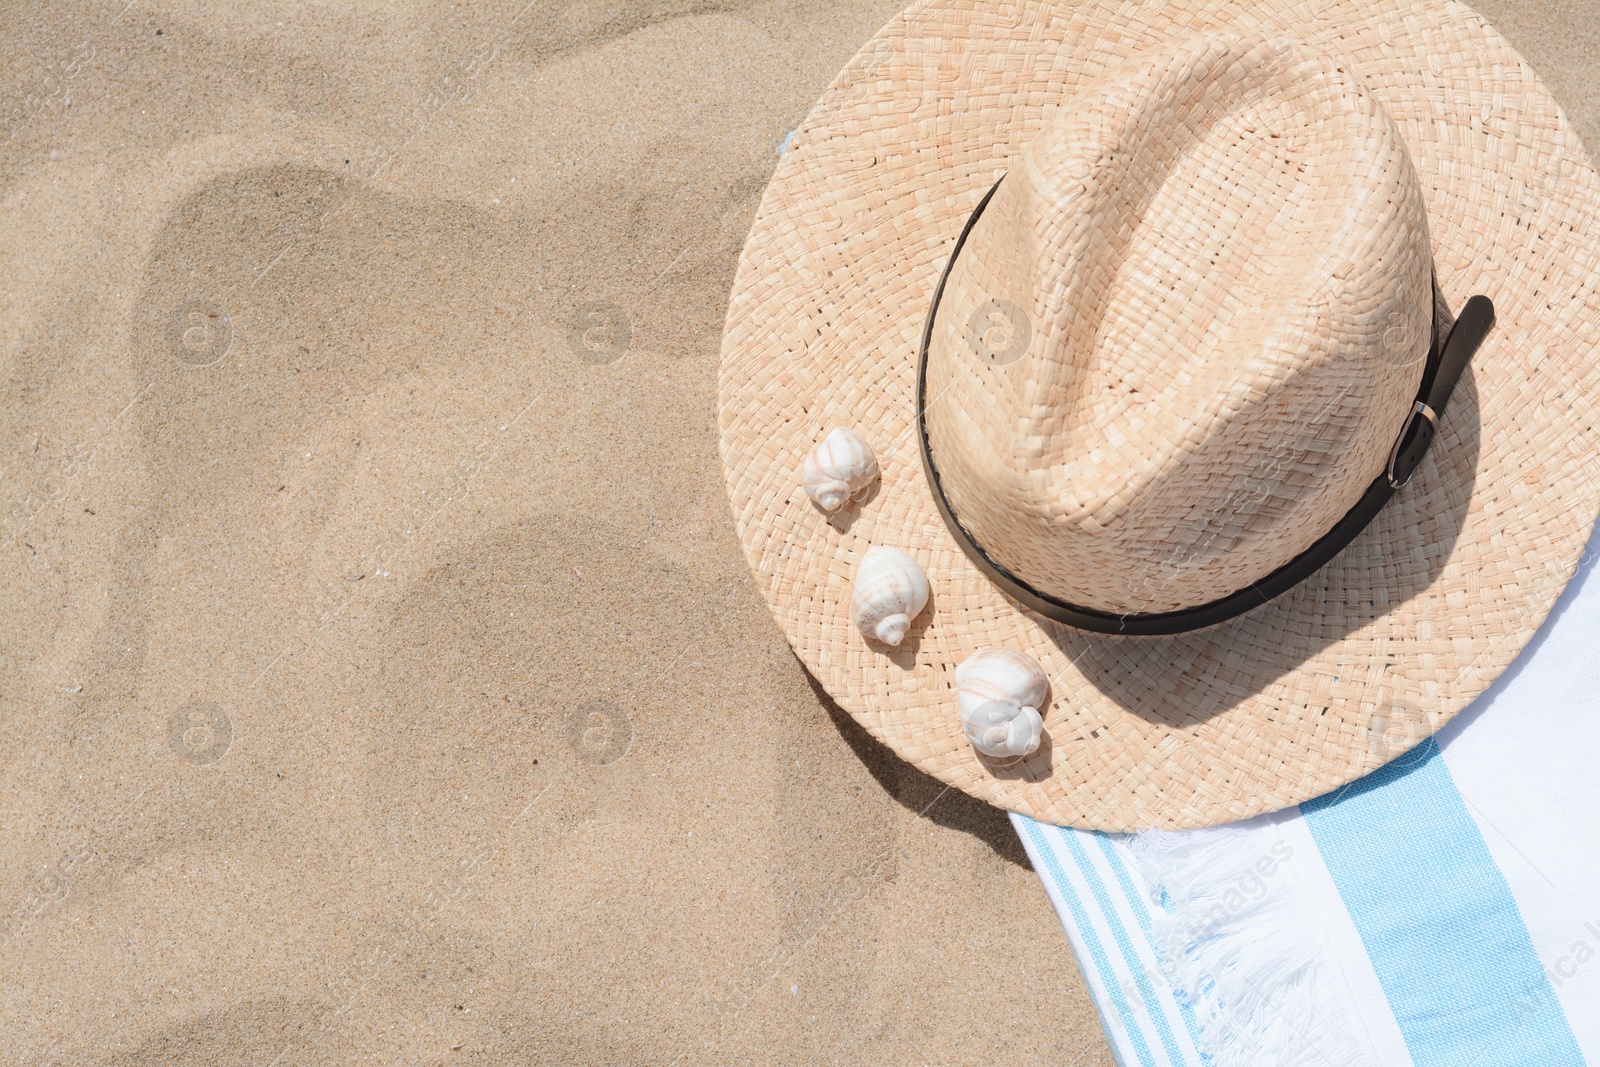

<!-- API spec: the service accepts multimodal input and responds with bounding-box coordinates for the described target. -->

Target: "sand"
[2,1,1593,1064]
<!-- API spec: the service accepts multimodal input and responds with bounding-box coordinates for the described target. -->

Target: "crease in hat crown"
[924,32,1435,617]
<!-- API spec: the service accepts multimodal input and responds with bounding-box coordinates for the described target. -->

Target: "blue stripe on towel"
[1018,819,1158,1067]
[1090,832,1208,1058]
[1302,738,1584,1066]
[1059,830,1191,1066]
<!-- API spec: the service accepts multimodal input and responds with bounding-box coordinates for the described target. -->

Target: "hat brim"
[718,0,1600,830]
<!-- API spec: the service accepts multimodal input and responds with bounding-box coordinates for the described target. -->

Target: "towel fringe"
[1127,826,1373,1067]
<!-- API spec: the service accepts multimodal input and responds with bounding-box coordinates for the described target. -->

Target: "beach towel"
[1016,518,1600,1066]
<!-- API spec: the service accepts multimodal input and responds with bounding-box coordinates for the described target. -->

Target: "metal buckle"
[1386,400,1439,489]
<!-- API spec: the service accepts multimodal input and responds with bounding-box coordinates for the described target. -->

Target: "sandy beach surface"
[3,2,1594,1064]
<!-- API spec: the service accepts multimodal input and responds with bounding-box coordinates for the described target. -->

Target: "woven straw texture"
[719,0,1600,830]
[926,33,1435,615]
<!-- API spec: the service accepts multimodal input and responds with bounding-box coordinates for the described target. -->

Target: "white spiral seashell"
[803,428,879,512]
[850,546,929,646]
[956,648,1048,759]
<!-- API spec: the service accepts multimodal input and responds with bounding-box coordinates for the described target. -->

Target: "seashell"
[956,648,1048,759]
[803,428,879,512]
[850,546,929,646]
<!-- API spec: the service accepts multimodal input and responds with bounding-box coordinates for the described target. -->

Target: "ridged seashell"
[803,428,879,512]
[850,546,929,646]
[956,648,1048,759]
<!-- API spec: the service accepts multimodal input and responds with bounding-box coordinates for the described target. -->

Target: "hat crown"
[924,33,1434,616]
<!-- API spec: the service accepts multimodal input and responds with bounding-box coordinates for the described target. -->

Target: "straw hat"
[719,0,1600,830]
